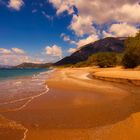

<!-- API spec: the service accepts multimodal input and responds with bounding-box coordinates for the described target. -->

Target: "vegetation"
[93,52,117,68]
[74,31,140,69]
[74,52,122,68]
[58,32,140,69]
[55,37,125,66]
[122,31,140,68]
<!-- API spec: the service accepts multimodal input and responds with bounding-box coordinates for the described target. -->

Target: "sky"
[0,0,140,65]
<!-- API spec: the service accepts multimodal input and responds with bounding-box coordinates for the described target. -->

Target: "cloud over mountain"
[0,48,44,66]
[49,0,140,52]
[45,45,63,59]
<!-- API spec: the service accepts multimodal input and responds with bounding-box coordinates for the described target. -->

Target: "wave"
[0,69,53,108]
[0,69,54,140]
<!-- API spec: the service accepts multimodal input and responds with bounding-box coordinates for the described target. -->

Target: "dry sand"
[92,67,140,85]
[2,67,140,140]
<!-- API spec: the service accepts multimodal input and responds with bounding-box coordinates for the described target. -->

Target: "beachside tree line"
[72,31,140,68]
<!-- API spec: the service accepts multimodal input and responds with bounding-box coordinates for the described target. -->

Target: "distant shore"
[1,67,140,140]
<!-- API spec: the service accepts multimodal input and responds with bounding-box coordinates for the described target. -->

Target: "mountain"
[55,37,126,66]
[15,62,53,68]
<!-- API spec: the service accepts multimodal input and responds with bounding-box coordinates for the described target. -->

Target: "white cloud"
[76,34,99,48]
[0,48,12,55]
[61,33,77,45]
[75,0,140,24]
[67,34,99,54]
[49,0,75,15]
[0,48,45,66]
[0,54,28,65]
[69,14,96,37]
[65,0,140,37]
[68,48,76,53]
[0,48,27,65]
[8,0,24,11]
[45,45,62,58]
[61,33,99,50]
[109,23,138,37]
[12,48,25,54]
[102,31,115,38]
[117,3,140,23]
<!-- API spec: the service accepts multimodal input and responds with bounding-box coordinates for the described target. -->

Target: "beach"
[1,67,140,140]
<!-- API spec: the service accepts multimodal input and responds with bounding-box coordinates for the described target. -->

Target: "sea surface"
[0,68,52,110]
[0,68,50,80]
[0,68,53,139]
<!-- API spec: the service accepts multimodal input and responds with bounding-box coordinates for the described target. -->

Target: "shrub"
[95,52,117,68]
[122,31,140,68]
[74,52,121,68]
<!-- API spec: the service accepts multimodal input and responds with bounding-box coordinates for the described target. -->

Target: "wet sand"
[1,68,140,140]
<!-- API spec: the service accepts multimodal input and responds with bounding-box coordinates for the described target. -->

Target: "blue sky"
[0,0,140,65]
[0,0,74,60]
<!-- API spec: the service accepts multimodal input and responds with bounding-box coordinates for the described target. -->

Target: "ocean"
[0,68,50,80]
[0,68,53,139]
[0,68,53,111]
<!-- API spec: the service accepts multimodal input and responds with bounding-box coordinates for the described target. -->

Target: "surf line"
[0,69,55,106]
[0,85,49,112]
[0,85,48,105]
[0,70,55,140]
[0,86,49,139]
[9,85,49,140]
[0,85,49,140]
[22,129,28,140]
[20,85,49,140]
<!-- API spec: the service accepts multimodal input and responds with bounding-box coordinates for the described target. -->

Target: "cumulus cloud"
[67,34,99,54]
[76,34,99,48]
[45,45,62,58]
[8,0,24,10]
[65,0,140,37]
[0,48,12,55]
[12,48,25,54]
[61,32,99,52]
[69,14,96,37]
[68,48,76,53]
[0,48,27,65]
[61,33,76,45]
[102,31,115,38]
[49,0,75,15]
[0,54,28,65]
[0,48,45,66]
[0,48,25,55]
[109,23,138,37]
[75,0,140,24]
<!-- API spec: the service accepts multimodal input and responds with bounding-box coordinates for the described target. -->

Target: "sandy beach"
[1,67,140,140]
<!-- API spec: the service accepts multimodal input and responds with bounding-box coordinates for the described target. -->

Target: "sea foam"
[0,69,54,140]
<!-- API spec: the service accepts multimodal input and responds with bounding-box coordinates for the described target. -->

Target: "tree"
[95,52,117,68]
[122,31,140,68]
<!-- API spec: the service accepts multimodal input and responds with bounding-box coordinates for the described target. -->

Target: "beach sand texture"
[1,67,140,140]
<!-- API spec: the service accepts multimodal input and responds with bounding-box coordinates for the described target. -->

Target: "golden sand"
[2,67,140,140]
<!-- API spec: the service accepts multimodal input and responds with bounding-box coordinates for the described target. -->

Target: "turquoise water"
[0,68,50,80]
[0,68,52,110]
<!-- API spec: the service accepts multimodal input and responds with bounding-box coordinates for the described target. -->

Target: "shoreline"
[0,69,52,140]
[1,67,140,140]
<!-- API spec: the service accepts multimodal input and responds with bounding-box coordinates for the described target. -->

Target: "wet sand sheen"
[0,70,51,140]
[1,68,140,140]
[0,115,27,140]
